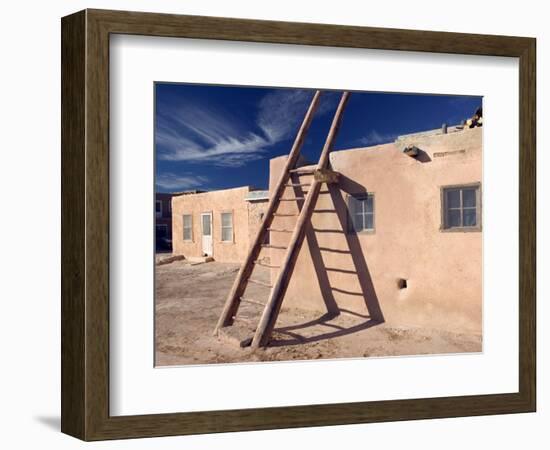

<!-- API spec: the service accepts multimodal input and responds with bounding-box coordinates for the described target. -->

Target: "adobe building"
[155,192,176,251]
[269,126,482,334]
[171,186,269,263]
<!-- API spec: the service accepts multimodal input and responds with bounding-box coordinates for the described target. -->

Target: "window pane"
[202,215,211,235]
[447,209,461,227]
[462,188,476,207]
[183,227,191,240]
[352,213,363,232]
[349,194,375,232]
[365,213,374,230]
[221,212,232,227]
[365,195,374,213]
[183,215,191,228]
[446,189,460,208]
[221,227,232,241]
[463,208,477,227]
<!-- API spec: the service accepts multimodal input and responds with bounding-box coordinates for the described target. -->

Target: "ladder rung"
[273,213,297,217]
[312,228,344,234]
[279,197,305,201]
[289,168,315,175]
[248,278,273,288]
[286,182,311,187]
[325,267,357,274]
[254,260,281,268]
[267,228,292,233]
[240,296,266,307]
[261,244,287,250]
[319,246,351,254]
[331,287,363,296]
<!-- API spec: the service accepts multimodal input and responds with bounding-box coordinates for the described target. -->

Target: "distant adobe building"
[171,187,269,263]
[155,192,177,251]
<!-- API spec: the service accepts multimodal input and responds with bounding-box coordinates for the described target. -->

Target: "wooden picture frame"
[61,9,536,441]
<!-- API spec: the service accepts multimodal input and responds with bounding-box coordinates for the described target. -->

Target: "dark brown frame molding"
[61,9,536,441]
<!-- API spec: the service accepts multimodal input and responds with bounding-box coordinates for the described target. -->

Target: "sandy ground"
[155,260,481,366]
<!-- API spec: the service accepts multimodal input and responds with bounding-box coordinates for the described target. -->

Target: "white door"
[201,212,213,256]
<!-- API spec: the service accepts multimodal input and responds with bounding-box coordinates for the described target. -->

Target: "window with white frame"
[182,214,193,241]
[348,193,375,232]
[221,212,233,242]
[442,185,481,230]
[155,200,162,218]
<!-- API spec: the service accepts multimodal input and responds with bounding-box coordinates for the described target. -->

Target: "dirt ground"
[155,260,481,366]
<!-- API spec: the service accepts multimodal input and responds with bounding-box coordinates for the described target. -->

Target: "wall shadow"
[270,312,379,346]
[290,174,340,315]
[329,176,385,323]
[267,172,384,347]
[414,149,432,163]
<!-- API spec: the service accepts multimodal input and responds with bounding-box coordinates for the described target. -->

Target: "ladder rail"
[251,91,350,348]
[214,91,322,332]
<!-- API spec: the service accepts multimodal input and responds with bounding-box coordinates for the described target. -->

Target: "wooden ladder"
[214,90,350,348]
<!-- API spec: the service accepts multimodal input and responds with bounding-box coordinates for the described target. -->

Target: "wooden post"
[214,91,322,333]
[251,91,350,348]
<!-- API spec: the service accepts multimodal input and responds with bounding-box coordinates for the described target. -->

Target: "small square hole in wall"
[398,278,408,289]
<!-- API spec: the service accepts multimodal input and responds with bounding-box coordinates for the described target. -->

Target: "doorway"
[201,212,213,256]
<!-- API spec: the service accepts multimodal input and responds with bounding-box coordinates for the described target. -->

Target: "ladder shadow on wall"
[269,173,385,347]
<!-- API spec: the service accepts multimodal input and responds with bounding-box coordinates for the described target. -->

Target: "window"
[155,200,162,218]
[348,194,374,232]
[442,185,481,230]
[221,212,233,242]
[182,214,193,241]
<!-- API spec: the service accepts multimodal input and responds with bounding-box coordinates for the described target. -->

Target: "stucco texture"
[247,199,269,244]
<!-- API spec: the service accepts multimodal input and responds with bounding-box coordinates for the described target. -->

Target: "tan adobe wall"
[269,127,482,334]
[172,186,252,263]
[247,200,269,244]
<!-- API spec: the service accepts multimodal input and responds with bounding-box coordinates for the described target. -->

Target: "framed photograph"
[61,9,536,440]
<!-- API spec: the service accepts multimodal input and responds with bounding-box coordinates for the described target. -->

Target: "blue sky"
[155,83,481,192]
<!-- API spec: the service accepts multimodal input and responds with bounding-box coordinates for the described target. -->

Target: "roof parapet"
[395,124,464,142]
[245,190,269,202]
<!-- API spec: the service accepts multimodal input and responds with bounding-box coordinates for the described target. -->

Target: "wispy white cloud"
[155,89,336,168]
[155,102,268,168]
[356,130,397,146]
[256,89,311,142]
[257,90,340,141]
[158,129,268,167]
[155,172,209,190]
